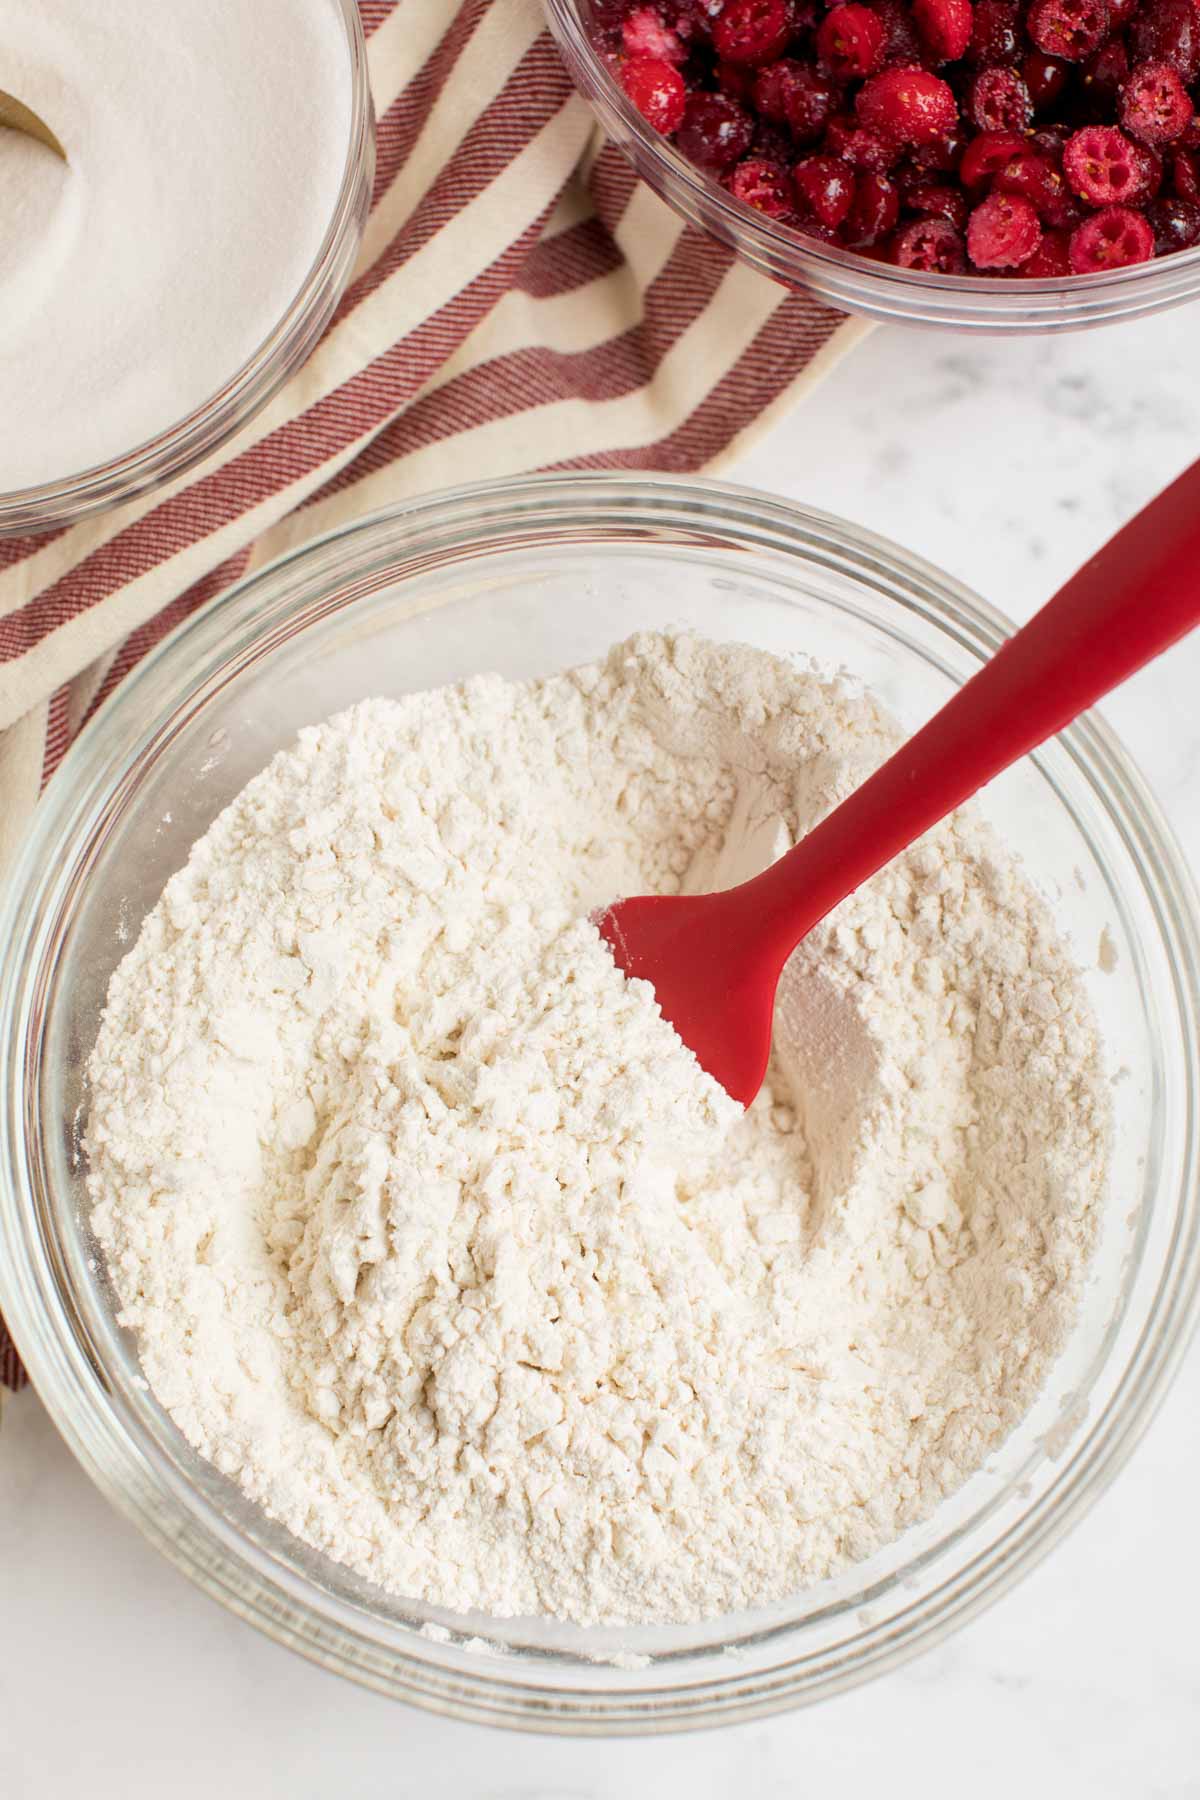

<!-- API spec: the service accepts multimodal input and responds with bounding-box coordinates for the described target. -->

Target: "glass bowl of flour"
[0,0,373,536]
[1,474,1197,1730]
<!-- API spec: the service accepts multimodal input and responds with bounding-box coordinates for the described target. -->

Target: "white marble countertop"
[3,309,1199,1799]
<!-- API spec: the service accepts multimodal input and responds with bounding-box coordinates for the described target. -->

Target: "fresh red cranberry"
[960,126,1028,187]
[1130,0,1200,82]
[1022,224,1074,270]
[856,66,958,143]
[993,148,1066,213]
[622,5,687,60]
[899,174,970,225]
[825,112,903,167]
[1063,124,1158,202]
[752,58,811,121]
[1022,50,1071,111]
[911,128,968,169]
[711,0,795,62]
[727,155,797,212]
[782,66,840,140]
[794,151,858,222]
[968,66,1033,131]
[843,169,902,241]
[675,91,756,167]
[1078,39,1131,120]
[1146,192,1200,248]
[1068,203,1156,266]
[1030,122,1070,160]
[891,214,969,265]
[1175,144,1200,200]
[1120,62,1195,146]
[967,0,1021,67]
[869,0,925,64]
[967,189,1043,263]
[816,4,886,76]
[620,56,689,131]
[913,0,974,62]
[1026,0,1110,61]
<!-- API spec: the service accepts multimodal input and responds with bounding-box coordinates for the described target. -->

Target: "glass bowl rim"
[2,471,1199,1731]
[0,0,374,537]
[542,0,1200,321]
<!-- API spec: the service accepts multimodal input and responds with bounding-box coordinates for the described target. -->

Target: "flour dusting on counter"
[88,634,1109,1625]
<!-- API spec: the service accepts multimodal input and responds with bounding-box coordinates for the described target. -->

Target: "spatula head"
[595,889,780,1108]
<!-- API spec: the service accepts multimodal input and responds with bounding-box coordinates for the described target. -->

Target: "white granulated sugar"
[88,634,1109,1626]
[0,0,350,489]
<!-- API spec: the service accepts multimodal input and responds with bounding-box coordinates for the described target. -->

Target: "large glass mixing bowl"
[1,475,1197,1730]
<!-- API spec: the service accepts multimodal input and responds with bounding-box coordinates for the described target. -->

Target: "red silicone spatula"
[596,461,1200,1107]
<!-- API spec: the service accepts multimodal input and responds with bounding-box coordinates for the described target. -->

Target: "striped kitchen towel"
[0,0,865,1392]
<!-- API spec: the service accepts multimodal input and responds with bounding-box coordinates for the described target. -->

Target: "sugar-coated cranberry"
[1026,0,1110,61]
[784,66,841,140]
[794,151,858,222]
[1063,124,1158,203]
[712,0,795,62]
[727,155,797,212]
[752,58,810,121]
[843,169,902,241]
[960,126,1028,187]
[869,0,925,64]
[620,56,689,131]
[1022,50,1071,111]
[1021,224,1074,271]
[1146,192,1200,249]
[967,66,1033,131]
[1120,62,1195,146]
[817,4,887,77]
[1130,0,1200,82]
[891,214,969,265]
[967,189,1043,263]
[676,91,756,167]
[1107,0,1140,25]
[826,112,903,167]
[1068,203,1156,266]
[856,66,958,143]
[967,0,1021,66]
[622,6,688,60]
[913,0,974,62]
[900,175,970,225]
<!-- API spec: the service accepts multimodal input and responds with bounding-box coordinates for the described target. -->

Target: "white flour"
[88,634,1109,1626]
[0,0,350,489]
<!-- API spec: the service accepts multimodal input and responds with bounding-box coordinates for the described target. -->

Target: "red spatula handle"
[751,457,1200,961]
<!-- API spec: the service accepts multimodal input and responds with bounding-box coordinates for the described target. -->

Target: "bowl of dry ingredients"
[544,0,1200,330]
[0,0,373,536]
[1,475,1198,1730]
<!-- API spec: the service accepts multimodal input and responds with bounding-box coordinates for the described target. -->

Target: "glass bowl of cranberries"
[545,0,1200,329]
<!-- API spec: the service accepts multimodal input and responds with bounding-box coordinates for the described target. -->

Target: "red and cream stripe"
[0,0,862,1392]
